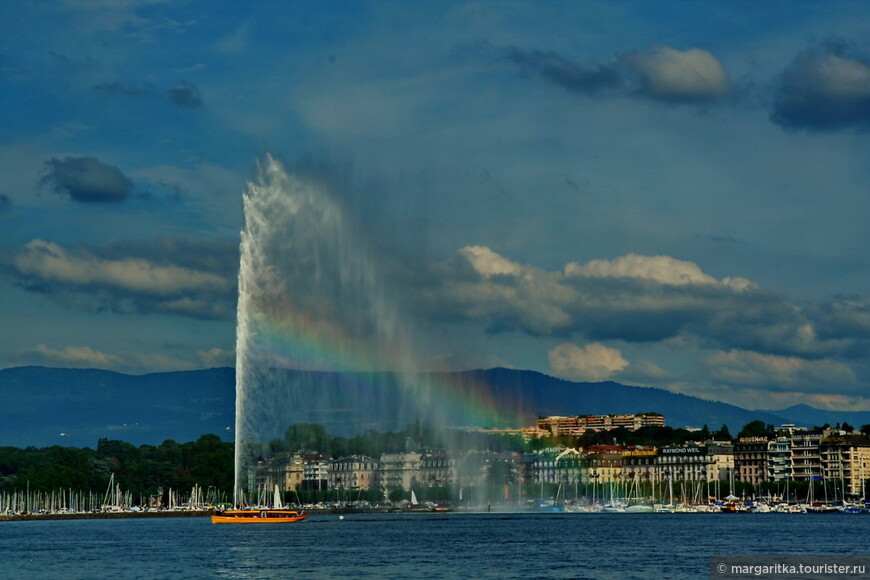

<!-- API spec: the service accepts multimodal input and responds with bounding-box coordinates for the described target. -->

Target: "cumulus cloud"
[5,238,237,319]
[548,342,628,382]
[705,349,858,391]
[619,47,732,103]
[564,253,751,291]
[419,246,855,358]
[772,46,870,130]
[42,156,133,202]
[505,45,732,105]
[459,245,522,277]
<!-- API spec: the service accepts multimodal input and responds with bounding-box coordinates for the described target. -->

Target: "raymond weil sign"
[660,447,702,455]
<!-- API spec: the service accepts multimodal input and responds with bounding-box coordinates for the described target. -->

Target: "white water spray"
[234,156,445,496]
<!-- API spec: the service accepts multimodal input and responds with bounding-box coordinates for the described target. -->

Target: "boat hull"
[211,510,308,524]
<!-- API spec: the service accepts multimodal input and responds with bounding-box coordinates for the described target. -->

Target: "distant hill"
[453,368,790,434]
[0,366,235,449]
[0,365,812,449]
[756,404,870,430]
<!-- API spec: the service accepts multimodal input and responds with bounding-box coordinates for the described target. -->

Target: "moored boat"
[211,509,308,524]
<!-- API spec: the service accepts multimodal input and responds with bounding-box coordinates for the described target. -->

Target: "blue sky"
[2,0,870,413]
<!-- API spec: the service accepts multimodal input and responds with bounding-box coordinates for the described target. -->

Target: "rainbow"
[245,299,527,430]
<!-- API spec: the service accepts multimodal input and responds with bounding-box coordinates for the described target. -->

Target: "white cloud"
[565,253,751,290]
[27,344,123,368]
[12,239,231,296]
[459,245,522,277]
[10,343,230,374]
[621,46,731,102]
[548,342,628,382]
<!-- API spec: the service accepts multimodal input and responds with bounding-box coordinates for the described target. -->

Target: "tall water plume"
[234,155,452,495]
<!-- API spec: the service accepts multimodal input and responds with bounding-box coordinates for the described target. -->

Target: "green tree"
[284,423,331,454]
[738,420,771,439]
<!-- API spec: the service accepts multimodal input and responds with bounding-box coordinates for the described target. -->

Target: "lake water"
[1,512,868,579]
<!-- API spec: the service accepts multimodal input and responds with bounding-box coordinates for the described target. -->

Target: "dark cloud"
[167,81,204,108]
[4,238,238,320]
[42,156,133,203]
[93,82,157,98]
[48,51,71,63]
[804,297,870,347]
[93,81,204,109]
[772,45,870,131]
[506,47,624,96]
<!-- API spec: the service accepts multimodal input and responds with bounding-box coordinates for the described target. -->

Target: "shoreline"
[0,510,215,522]
[0,506,447,522]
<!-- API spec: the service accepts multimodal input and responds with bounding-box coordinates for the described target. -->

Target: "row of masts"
[1,479,227,515]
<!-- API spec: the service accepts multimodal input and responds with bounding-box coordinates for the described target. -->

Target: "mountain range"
[0,366,861,449]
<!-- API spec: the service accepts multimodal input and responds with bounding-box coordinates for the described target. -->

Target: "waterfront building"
[379,451,422,492]
[707,444,735,482]
[657,445,709,483]
[582,445,624,485]
[819,436,870,496]
[734,437,769,485]
[655,444,734,484]
[790,431,823,483]
[419,450,454,488]
[766,438,792,481]
[523,448,566,485]
[328,455,379,491]
[301,453,330,492]
[621,448,658,491]
[555,447,584,488]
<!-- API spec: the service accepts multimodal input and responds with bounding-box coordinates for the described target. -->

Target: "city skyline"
[2,1,870,414]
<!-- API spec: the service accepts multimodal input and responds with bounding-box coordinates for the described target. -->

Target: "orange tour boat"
[211,509,308,524]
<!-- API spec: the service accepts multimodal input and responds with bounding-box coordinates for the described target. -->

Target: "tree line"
[0,434,233,498]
